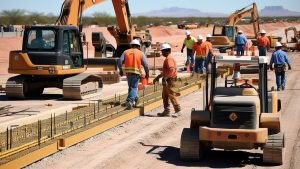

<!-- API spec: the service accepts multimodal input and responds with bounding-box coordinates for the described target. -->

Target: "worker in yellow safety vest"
[118,39,149,110]
[181,30,196,70]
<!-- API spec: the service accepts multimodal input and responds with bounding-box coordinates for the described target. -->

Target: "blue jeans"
[126,74,140,104]
[236,45,245,56]
[275,69,286,90]
[258,46,267,56]
[186,48,195,66]
[194,58,206,74]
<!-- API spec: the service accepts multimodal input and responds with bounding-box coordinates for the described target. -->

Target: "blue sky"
[1,0,300,16]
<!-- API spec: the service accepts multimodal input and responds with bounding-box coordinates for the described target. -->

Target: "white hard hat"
[130,39,141,46]
[260,29,266,34]
[160,43,171,51]
[185,30,191,36]
[275,42,282,47]
[197,35,203,40]
[238,30,243,33]
[206,34,212,38]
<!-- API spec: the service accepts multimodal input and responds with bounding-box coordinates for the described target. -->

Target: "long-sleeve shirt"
[257,36,270,47]
[118,50,149,74]
[270,49,290,65]
[235,34,247,45]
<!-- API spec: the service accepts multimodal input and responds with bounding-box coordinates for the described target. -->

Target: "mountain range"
[133,6,300,17]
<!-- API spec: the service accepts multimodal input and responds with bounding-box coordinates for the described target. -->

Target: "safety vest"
[124,48,142,75]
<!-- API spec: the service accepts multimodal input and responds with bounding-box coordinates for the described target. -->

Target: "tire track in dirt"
[289,129,300,169]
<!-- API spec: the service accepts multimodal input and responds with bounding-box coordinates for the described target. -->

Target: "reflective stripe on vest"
[124,49,142,75]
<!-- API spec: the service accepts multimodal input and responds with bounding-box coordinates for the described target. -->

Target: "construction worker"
[257,29,270,56]
[269,42,292,91]
[181,30,196,70]
[202,34,215,69]
[30,30,46,48]
[153,43,181,117]
[192,35,206,74]
[118,39,149,110]
[235,30,247,56]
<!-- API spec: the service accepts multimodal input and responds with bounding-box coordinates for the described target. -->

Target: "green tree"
[0,9,25,25]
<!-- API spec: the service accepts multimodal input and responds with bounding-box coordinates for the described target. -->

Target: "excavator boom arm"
[56,0,106,26]
[112,0,131,33]
[226,3,260,38]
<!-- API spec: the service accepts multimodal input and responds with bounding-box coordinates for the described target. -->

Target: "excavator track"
[63,73,103,100]
[5,75,44,99]
[263,132,284,165]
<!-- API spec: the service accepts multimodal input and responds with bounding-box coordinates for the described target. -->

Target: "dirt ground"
[25,52,300,169]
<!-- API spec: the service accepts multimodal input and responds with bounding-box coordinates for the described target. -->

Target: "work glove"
[119,71,123,77]
[153,77,159,84]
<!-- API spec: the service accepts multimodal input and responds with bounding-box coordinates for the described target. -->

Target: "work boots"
[125,102,133,110]
[171,108,181,118]
[134,97,140,107]
[157,110,170,117]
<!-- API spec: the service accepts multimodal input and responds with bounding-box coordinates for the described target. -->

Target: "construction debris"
[147,43,161,58]
[96,71,120,84]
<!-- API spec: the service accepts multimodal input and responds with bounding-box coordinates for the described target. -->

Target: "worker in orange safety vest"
[118,39,149,110]
[192,35,206,74]
[257,29,270,56]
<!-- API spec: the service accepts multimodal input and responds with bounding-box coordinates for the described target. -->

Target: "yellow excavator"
[6,0,151,99]
[284,26,300,51]
[211,3,281,53]
[211,3,259,53]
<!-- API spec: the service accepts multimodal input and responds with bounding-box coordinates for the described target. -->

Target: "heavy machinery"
[56,0,151,61]
[5,0,152,99]
[177,21,199,29]
[180,55,284,165]
[211,3,281,53]
[211,3,259,53]
[284,26,300,51]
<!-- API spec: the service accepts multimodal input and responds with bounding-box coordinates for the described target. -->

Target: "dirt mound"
[149,25,184,37]
[149,25,213,52]
[238,22,300,36]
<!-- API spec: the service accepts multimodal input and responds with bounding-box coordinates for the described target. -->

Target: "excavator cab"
[22,25,84,69]
[211,25,237,53]
[212,25,237,42]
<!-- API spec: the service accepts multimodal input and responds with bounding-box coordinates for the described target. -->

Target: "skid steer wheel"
[190,120,199,128]
[180,128,206,161]
[263,132,284,165]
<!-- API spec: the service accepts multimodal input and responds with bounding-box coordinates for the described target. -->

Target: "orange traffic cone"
[138,74,149,90]
[246,46,249,56]
[251,46,255,56]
